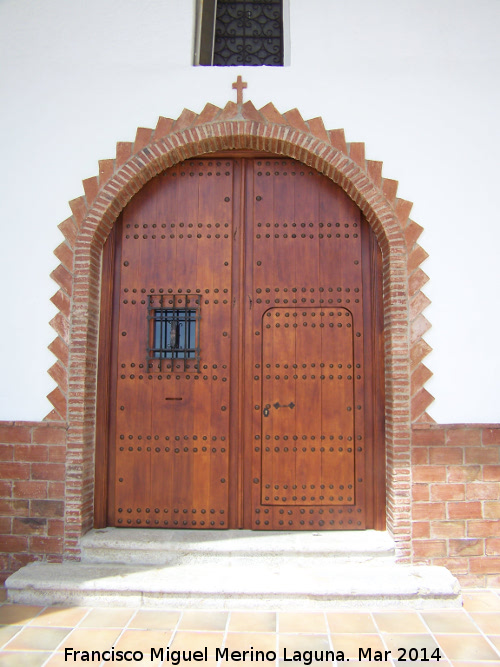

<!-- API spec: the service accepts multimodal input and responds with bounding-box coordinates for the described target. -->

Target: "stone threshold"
[81,528,397,565]
[6,560,461,610]
[6,529,462,609]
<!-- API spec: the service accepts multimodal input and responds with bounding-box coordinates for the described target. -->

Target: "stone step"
[81,528,397,566]
[6,560,461,610]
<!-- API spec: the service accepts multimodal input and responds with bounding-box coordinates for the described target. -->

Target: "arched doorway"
[48,102,432,558]
[96,154,385,530]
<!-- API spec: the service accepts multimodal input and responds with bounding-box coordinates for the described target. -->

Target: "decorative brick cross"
[232,76,247,104]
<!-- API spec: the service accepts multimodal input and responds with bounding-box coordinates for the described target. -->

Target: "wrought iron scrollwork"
[214,0,284,66]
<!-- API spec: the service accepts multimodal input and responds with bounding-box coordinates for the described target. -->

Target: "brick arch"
[49,101,433,560]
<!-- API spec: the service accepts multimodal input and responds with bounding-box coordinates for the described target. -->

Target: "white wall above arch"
[0,0,499,422]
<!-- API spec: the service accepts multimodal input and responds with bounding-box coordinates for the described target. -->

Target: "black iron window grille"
[196,0,284,67]
[147,294,200,372]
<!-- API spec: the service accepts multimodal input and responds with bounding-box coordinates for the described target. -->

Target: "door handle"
[263,402,295,417]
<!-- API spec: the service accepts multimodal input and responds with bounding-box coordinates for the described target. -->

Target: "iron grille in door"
[147,294,200,372]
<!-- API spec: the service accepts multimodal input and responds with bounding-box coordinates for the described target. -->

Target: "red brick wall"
[1,420,499,586]
[0,421,67,582]
[412,424,500,588]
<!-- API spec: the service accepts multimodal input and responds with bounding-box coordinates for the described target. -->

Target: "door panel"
[103,156,384,530]
[108,160,234,528]
[261,307,356,506]
[246,159,370,529]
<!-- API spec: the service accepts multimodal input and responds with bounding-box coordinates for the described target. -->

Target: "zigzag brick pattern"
[46,101,434,561]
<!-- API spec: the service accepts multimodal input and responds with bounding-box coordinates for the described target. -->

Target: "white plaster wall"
[0,0,498,423]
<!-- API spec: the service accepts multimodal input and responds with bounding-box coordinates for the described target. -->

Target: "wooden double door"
[97,155,385,530]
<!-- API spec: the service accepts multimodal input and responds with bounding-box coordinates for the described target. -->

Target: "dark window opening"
[197,0,284,67]
[148,295,200,372]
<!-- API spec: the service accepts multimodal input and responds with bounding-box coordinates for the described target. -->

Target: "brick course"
[0,422,66,581]
[412,424,500,587]
[3,424,497,585]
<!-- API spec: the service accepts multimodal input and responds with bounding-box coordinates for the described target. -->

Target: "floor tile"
[0,588,500,667]
[0,607,43,626]
[115,628,172,649]
[463,591,500,612]
[393,663,451,667]
[178,611,228,631]
[224,660,276,667]
[128,609,181,629]
[469,612,500,635]
[28,607,89,628]
[114,630,172,665]
[0,652,52,667]
[326,611,377,633]
[278,633,330,655]
[44,655,81,667]
[0,627,20,649]
[3,627,70,652]
[421,610,479,634]
[58,628,122,653]
[78,607,135,627]
[222,655,277,666]
[225,632,277,653]
[48,652,130,666]
[328,633,386,659]
[278,612,326,634]
[434,634,500,661]
[169,631,224,654]
[228,612,276,633]
[382,632,441,658]
[393,660,451,667]
[373,610,428,633]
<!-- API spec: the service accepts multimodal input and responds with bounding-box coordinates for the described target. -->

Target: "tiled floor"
[0,588,499,666]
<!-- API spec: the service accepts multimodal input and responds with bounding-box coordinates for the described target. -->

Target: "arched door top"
[47,100,432,555]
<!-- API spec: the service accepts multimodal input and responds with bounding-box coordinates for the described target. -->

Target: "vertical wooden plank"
[250,158,277,529]
[229,158,245,528]
[204,159,233,526]
[114,178,158,525]
[293,168,320,289]
[149,169,181,525]
[261,309,296,516]
[243,160,261,529]
[361,218,386,530]
[96,220,118,527]
[193,162,215,520]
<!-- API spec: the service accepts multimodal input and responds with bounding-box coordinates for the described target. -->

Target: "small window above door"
[194,0,288,66]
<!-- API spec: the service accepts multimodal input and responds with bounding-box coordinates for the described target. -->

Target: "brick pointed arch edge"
[48,101,433,561]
